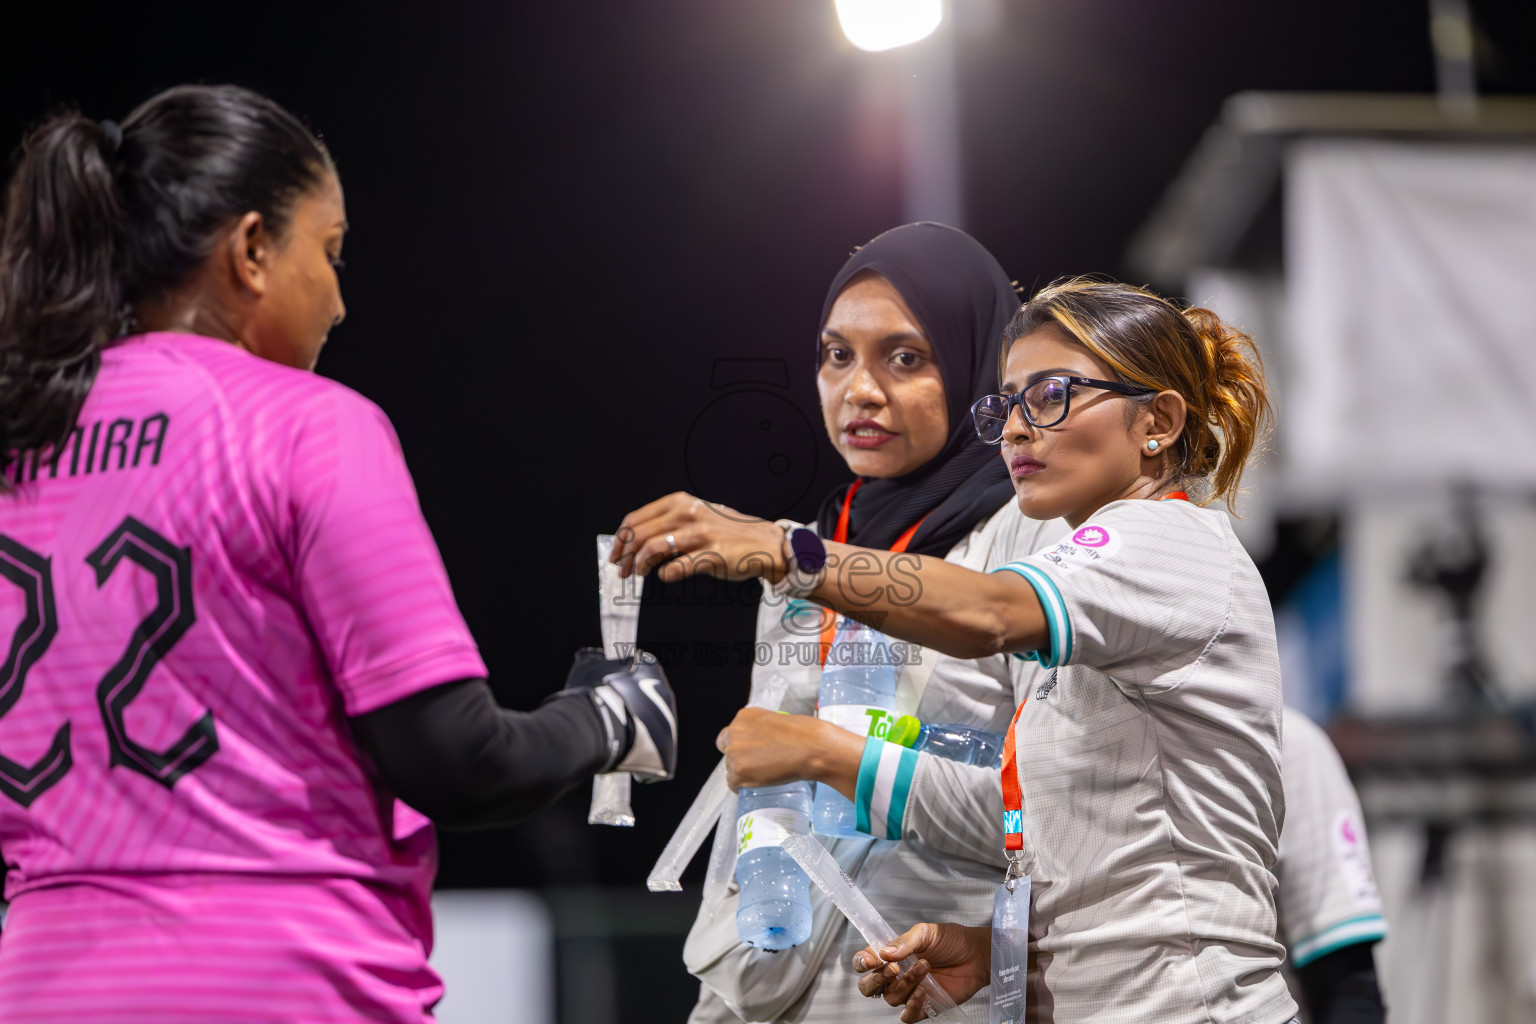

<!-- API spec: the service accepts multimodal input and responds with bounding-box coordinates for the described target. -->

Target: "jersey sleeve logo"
[1071,525,1110,548]
[1033,523,1121,577]
[1332,810,1381,903]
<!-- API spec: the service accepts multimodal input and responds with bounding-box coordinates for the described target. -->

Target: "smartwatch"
[771,520,828,598]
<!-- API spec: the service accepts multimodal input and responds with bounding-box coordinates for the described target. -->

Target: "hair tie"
[99,120,123,160]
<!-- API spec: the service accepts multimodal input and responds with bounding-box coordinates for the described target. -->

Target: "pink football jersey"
[0,332,487,1022]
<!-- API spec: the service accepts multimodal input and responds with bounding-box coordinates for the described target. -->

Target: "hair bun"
[1178,303,1271,496]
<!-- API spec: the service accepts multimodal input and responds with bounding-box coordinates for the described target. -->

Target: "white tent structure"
[1130,92,1536,1024]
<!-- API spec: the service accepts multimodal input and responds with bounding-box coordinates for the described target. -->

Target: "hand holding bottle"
[716,708,864,797]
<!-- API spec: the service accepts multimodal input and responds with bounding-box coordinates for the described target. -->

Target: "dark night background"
[4,1,1534,1017]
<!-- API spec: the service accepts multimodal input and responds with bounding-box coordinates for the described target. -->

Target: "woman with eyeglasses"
[679,223,1058,1024]
[613,277,1298,1024]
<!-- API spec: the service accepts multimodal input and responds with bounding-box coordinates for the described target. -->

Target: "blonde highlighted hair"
[1002,277,1272,510]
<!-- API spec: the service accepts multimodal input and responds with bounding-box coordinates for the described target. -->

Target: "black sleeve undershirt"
[349,678,611,830]
[1296,943,1386,1024]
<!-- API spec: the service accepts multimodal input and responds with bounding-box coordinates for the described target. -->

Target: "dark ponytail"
[0,85,332,489]
[0,115,125,482]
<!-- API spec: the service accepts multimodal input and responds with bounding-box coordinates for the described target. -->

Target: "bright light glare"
[835,0,943,53]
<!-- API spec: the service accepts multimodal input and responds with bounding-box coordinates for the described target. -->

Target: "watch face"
[789,528,827,573]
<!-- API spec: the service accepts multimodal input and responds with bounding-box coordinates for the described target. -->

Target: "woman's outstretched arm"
[610,492,1047,661]
[350,678,610,829]
[351,651,678,829]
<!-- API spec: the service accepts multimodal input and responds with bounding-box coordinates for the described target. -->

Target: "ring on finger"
[665,533,678,556]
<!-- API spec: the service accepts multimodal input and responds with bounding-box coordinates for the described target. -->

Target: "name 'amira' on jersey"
[7,412,169,484]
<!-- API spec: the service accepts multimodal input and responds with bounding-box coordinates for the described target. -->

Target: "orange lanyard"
[817,479,927,667]
[1001,701,1028,850]
[1002,489,1189,851]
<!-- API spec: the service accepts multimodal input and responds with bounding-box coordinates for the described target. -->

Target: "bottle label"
[737,807,810,856]
[819,703,896,740]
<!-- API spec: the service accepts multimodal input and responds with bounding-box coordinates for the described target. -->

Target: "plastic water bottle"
[735,781,814,951]
[814,620,900,837]
[917,723,1006,767]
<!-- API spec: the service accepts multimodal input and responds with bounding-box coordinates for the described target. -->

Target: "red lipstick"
[845,419,897,449]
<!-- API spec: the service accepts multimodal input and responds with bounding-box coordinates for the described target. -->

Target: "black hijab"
[814,222,1020,557]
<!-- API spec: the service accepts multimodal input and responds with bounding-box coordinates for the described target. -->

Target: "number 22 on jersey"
[0,515,216,807]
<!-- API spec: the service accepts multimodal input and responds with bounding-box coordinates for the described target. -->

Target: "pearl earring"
[1147,439,1160,451]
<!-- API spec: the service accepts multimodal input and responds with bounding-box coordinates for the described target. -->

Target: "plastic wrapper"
[780,833,962,1020]
[648,674,790,892]
[589,774,633,828]
[589,534,643,826]
[701,787,739,907]
[647,759,728,892]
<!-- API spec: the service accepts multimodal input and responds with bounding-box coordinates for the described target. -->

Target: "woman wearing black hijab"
[673,223,1056,1024]
[812,223,1020,558]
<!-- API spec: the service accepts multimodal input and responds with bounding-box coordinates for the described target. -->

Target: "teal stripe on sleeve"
[1290,913,1388,967]
[885,746,920,839]
[854,735,883,836]
[992,561,1073,667]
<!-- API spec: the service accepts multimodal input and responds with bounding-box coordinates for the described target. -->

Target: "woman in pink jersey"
[0,84,677,1023]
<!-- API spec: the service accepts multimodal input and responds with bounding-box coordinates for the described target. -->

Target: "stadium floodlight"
[835,0,943,53]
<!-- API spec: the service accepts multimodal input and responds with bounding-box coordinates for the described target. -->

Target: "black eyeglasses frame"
[970,375,1159,442]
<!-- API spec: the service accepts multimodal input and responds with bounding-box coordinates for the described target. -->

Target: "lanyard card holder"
[590,534,644,826]
[993,700,1030,1023]
[990,854,1030,1024]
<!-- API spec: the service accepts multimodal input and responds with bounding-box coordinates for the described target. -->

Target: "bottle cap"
[888,715,922,748]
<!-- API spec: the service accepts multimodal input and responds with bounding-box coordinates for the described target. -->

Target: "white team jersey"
[685,502,1056,1024]
[1277,706,1387,967]
[997,498,1297,1024]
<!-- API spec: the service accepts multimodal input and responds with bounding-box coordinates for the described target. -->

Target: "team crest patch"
[1072,524,1110,547]
[1332,811,1380,902]
[1034,523,1121,576]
